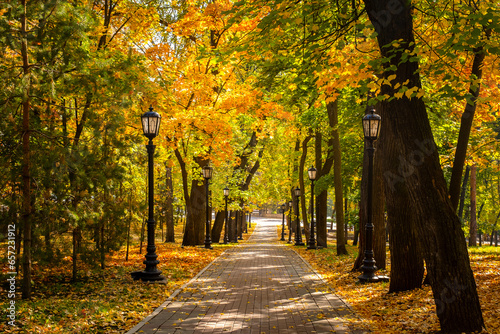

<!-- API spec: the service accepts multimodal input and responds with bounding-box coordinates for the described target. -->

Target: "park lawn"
[294,242,500,333]
[0,223,255,334]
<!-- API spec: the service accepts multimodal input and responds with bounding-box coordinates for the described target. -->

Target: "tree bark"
[211,211,225,243]
[458,165,470,223]
[448,37,490,212]
[165,167,175,243]
[363,0,484,331]
[299,136,312,242]
[330,99,347,255]
[315,100,337,248]
[181,157,207,246]
[469,165,477,246]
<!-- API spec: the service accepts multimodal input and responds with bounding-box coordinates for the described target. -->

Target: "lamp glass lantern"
[141,106,161,139]
[223,186,229,197]
[362,106,381,141]
[294,187,301,197]
[202,166,213,179]
[308,166,317,181]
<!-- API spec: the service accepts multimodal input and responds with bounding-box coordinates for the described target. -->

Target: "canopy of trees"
[1,0,499,332]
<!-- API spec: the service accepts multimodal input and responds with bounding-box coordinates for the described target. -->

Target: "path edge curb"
[288,245,370,332]
[125,222,258,334]
[124,249,227,334]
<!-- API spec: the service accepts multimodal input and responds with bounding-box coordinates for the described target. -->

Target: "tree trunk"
[316,191,328,247]
[363,1,484,330]
[469,165,477,246]
[181,158,207,246]
[165,167,175,243]
[211,211,225,243]
[315,100,337,248]
[458,166,470,224]
[299,136,311,242]
[330,99,347,255]
[448,39,490,212]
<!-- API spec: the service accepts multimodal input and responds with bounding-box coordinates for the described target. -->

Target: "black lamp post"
[223,186,229,244]
[307,166,317,250]
[131,106,165,282]
[280,203,286,241]
[358,105,388,283]
[202,165,213,249]
[287,200,293,243]
[294,187,304,246]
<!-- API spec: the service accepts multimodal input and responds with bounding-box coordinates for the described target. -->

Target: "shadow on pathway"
[126,218,368,334]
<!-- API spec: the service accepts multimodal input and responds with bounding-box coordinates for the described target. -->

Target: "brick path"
[126,218,367,334]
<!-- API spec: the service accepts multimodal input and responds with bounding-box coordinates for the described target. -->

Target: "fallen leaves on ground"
[294,242,500,333]
[0,224,255,334]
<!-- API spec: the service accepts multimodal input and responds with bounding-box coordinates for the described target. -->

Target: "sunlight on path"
[126,218,366,334]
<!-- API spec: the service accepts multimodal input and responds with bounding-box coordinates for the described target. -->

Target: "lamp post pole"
[223,186,229,244]
[280,204,286,241]
[308,166,317,250]
[358,105,388,283]
[287,200,293,243]
[294,187,304,246]
[131,107,165,282]
[203,166,213,249]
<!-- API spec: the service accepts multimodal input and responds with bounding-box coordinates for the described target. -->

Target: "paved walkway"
[127,218,366,334]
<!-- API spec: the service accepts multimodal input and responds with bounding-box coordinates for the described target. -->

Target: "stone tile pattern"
[129,219,366,334]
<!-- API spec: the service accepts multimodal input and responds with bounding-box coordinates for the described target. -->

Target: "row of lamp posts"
[279,105,385,284]
[133,103,385,284]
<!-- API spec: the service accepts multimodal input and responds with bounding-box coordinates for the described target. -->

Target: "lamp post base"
[357,273,389,283]
[131,270,166,283]
[307,244,316,250]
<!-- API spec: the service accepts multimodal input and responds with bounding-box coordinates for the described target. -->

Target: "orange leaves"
[295,243,500,333]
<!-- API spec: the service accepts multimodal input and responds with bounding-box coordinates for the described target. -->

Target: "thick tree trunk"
[379,101,423,290]
[469,165,477,246]
[181,157,206,246]
[165,167,175,243]
[316,191,328,247]
[211,211,225,243]
[363,1,484,331]
[372,136,386,270]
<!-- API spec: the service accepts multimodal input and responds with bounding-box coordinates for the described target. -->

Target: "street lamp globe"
[202,165,213,179]
[308,166,317,181]
[362,105,381,141]
[141,106,161,139]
